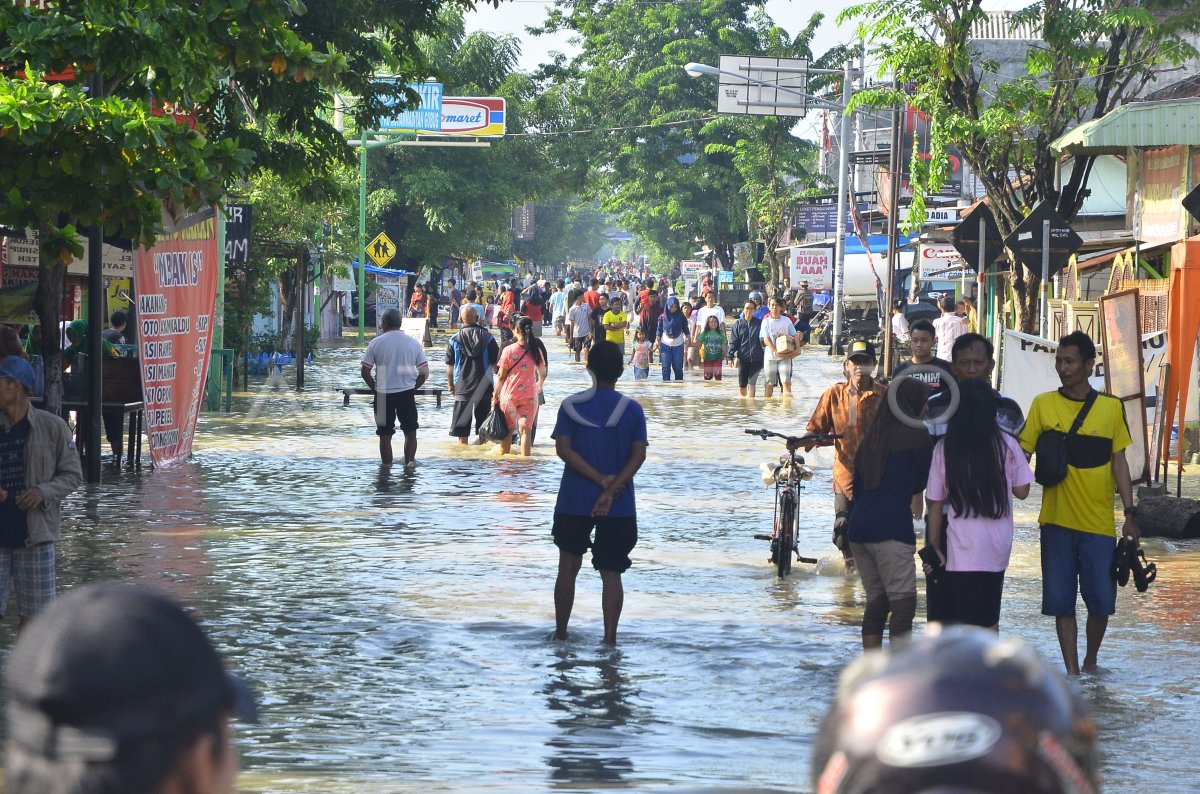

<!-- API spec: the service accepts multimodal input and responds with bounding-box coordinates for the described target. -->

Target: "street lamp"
[684,58,858,354]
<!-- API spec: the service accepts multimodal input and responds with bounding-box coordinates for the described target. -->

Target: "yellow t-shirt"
[603,310,627,344]
[1018,390,1132,536]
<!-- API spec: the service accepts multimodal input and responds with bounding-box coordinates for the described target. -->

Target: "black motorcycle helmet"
[811,627,1099,794]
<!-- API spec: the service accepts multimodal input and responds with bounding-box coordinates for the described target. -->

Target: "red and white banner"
[134,209,219,466]
[788,247,833,290]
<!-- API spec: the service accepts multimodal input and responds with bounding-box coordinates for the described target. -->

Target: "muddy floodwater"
[9,333,1199,792]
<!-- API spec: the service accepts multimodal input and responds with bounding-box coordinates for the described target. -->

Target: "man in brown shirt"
[805,339,887,569]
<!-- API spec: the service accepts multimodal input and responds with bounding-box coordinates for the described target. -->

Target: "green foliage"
[842,0,1200,328]
[369,12,577,269]
[535,3,839,280]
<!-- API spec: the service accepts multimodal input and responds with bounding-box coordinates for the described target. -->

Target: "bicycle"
[745,428,843,578]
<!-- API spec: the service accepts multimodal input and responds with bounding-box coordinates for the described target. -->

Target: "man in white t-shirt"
[694,291,726,341]
[932,297,966,361]
[759,297,800,398]
[361,309,430,466]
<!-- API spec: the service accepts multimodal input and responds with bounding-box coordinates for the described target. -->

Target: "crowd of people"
[794,325,1141,684]
[0,255,1136,792]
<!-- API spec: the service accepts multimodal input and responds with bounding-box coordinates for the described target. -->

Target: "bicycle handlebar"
[744,428,843,444]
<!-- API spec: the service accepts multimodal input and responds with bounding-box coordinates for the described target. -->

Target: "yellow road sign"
[367,232,397,267]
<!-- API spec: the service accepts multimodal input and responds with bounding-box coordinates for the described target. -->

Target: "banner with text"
[1000,329,1170,416]
[788,247,833,290]
[134,209,219,467]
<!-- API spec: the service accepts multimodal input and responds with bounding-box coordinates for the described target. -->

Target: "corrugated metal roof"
[1051,99,1200,156]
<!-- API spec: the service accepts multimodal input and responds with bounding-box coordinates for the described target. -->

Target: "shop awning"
[1052,99,1200,156]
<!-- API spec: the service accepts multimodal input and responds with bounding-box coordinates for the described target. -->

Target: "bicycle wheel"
[777,492,795,578]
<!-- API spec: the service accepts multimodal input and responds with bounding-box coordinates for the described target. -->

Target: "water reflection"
[544,646,638,787]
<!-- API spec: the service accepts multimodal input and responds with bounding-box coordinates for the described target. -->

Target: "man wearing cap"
[0,357,81,632]
[803,339,887,569]
[5,583,257,793]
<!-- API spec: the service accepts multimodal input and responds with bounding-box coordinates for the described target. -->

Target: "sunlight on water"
[8,328,1196,793]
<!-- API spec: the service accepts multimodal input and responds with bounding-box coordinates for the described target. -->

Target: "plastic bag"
[479,406,510,442]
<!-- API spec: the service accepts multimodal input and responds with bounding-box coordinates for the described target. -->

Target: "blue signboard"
[377,82,443,132]
[794,202,870,238]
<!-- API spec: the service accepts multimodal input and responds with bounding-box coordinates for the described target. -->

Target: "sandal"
[1111,536,1135,587]
[1130,546,1158,593]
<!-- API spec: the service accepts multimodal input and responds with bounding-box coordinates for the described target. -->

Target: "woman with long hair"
[844,377,932,650]
[494,317,548,455]
[925,380,1032,630]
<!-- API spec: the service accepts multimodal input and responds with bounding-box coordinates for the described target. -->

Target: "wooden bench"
[337,387,443,408]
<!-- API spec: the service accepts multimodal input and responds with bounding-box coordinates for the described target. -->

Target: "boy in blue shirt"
[551,341,648,644]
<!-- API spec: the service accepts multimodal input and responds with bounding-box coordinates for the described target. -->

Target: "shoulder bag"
[1034,390,1098,487]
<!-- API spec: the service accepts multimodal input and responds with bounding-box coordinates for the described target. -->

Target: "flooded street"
[19,333,1200,792]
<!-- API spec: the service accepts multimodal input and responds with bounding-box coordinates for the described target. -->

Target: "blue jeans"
[1040,524,1117,617]
[660,344,684,380]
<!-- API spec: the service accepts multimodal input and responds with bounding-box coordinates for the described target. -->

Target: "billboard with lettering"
[134,209,219,466]
[382,97,507,137]
[788,247,833,290]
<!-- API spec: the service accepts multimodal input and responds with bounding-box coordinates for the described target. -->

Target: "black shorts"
[945,571,1005,627]
[552,512,638,573]
[569,335,588,353]
[374,390,419,437]
[737,359,763,389]
[449,386,493,438]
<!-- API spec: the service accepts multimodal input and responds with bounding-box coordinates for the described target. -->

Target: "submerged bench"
[337,387,444,408]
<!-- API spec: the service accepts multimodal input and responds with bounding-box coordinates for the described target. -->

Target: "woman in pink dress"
[493,317,548,455]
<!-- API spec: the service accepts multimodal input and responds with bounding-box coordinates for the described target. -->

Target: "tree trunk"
[277,259,299,351]
[34,241,65,414]
[1011,260,1040,334]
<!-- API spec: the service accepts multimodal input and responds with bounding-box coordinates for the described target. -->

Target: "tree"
[0,0,492,408]
[699,13,842,289]
[843,0,1200,331]
[369,12,576,271]
[535,3,842,282]
[533,0,764,265]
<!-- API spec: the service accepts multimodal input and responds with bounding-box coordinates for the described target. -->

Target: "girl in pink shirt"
[925,380,1034,630]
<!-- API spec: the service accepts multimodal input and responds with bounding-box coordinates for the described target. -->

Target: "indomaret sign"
[134,209,219,466]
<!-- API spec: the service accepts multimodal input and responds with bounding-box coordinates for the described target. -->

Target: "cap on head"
[5,583,257,764]
[0,356,36,392]
[812,627,1098,794]
[844,339,876,362]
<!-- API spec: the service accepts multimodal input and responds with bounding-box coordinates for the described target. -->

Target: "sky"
[463,1,866,74]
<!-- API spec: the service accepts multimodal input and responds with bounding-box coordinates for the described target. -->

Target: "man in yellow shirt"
[1018,331,1139,676]
[602,296,630,355]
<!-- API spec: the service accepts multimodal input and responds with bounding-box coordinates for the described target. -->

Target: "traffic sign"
[950,203,1004,268]
[715,56,809,116]
[367,232,397,267]
[1004,200,1082,278]
[1183,182,1200,225]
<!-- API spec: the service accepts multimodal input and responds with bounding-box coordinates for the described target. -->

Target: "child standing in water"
[697,315,727,381]
[629,328,651,380]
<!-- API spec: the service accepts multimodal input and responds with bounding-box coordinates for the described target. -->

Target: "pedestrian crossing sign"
[367,232,397,267]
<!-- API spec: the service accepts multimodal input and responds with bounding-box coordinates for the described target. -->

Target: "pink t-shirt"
[926,434,1033,572]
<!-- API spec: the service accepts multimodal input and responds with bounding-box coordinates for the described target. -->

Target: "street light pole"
[831,58,855,355]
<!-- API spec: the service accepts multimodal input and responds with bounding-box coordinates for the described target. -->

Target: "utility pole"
[830,58,857,355]
[882,80,903,377]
